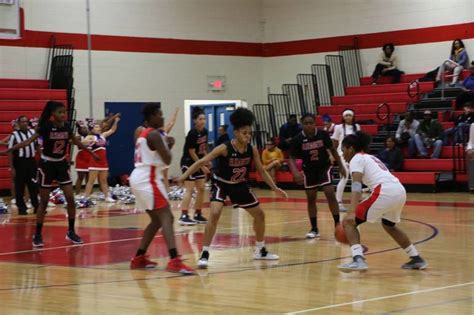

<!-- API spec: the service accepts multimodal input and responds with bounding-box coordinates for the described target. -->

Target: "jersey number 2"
[371,156,388,171]
[53,140,66,155]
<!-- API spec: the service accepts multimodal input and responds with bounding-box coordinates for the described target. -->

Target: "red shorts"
[75,150,91,172]
[89,149,109,171]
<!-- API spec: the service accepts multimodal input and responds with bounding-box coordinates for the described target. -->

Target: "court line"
[0,217,439,292]
[0,219,308,257]
[285,282,474,314]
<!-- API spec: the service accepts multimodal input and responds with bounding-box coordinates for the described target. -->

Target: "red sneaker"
[130,255,158,269]
[166,258,195,275]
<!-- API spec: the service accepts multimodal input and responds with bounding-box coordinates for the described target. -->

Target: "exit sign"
[207,75,226,92]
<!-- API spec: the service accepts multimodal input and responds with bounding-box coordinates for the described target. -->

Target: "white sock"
[202,246,210,253]
[351,244,364,258]
[404,244,419,257]
[256,241,265,250]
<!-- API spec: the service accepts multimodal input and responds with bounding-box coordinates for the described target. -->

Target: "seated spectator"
[371,43,404,84]
[414,110,444,159]
[378,136,404,172]
[215,124,230,146]
[436,39,469,87]
[395,111,419,157]
[467,124,474,192]
[443,104,474,145]
[262,139,284,182]
[455,62,474,109]
[278,114,302,151]
[322,114,335,136]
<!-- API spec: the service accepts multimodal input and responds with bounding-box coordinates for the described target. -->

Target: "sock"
[310,217,317,231]
[35,223,43,236]
[333,214,340,225]
[256,241,265,250]
[181,209,188,215]
[68,219,75,232]
[202,246,210,253]
[404,244,419,257]
[169,248,178,259]
[195,209,202,215]
[351,244,364,258]
[136,249,146,257]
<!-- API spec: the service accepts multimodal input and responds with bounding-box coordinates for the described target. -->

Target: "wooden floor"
[0,189,473,314]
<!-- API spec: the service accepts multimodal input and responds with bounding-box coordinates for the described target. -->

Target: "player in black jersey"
[2,101,98,248]
[178,107,209,225]
[178,108,288,269]
[289,113,347,239]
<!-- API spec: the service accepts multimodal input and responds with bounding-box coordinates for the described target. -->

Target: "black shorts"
[181,162,206,181]
[210,178,259,209]
[37,159,72,188]
[303,166,333,190]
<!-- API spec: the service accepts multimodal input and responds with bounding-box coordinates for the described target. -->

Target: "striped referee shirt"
[8,129,36,158]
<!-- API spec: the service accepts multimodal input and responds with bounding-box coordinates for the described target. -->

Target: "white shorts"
[129,166,169,211]
[356,182,406,224]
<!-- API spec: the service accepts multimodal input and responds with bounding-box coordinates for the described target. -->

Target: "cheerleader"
[83,117,120,202]
[331,109,360,211]
[74,121,93,195]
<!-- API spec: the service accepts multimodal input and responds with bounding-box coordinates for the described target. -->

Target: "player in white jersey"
[129,103,194,274]
[338,132,427,272]
[331,109,360,211]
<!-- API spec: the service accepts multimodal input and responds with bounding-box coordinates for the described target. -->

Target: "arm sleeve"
[7,133,15,149]
[349,155,364,174]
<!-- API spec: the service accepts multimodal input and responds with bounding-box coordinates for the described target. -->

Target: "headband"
[342,110,354,117]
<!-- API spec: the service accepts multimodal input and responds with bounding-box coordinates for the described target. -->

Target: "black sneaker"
[66,231,84,245]
[32,234,44,248]
[402,256,428,270]
[178,214,196,226]
[193,213,208,224]
[198,251,209,269]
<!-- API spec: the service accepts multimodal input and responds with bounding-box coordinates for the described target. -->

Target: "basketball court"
[0,190,472,314]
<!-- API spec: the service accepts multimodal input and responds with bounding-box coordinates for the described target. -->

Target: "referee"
[8,116,39,215]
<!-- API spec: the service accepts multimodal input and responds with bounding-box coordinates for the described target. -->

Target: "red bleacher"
[359,70,470,85]
[319,102,407,115]
[0,78,67,190]
[345,82,433,95]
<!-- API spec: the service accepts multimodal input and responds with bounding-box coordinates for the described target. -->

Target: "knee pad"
[382,218,396,227]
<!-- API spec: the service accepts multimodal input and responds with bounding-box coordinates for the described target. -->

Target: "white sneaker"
[338,203,348,212]
[338,256,368,272]
[105,197,116,203]
[305,230,320,239]
[198,258,208,269]
[26,202,33,209]
[254,247,279,260]
[11,198,16,205]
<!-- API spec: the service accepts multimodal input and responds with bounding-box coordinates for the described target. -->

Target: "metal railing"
[325,55,347,97]
[338,37,362,87]
[253,104,278,149]
[282,84,305,116]
[296,73,319,113]
[268,93,292,128]
[311,64,333,106]
[377,103,391,136]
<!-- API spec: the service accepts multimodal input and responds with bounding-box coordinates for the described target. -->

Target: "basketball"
[335,224,349,244]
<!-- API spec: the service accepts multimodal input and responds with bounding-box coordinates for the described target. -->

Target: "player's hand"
[201,166,210,174]
[293,172,304,185]
[344,211,356,226]
[166,136,175,149]
[273,187,288,199]
[339,167,347,179]
[92,153,100,161]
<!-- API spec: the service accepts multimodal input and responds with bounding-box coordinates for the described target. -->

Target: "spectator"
[436,39,469,87]
[414,110,444,159]
[8,116,39,215]
[262,139,284,182]
[443,104,474,145]
[371,43,404,84]
[322,114,335,136]
[395,111,419,157]
[215,124,230,146]
[378,136,404,172]
[278,114,302,151]
[455,62,474,109]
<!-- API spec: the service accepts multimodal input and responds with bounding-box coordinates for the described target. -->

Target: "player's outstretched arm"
[253,146,288,199]
[102,117,120,138]
[163,108,179,134]
[0,133,39,154]
[178,144,227,182]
